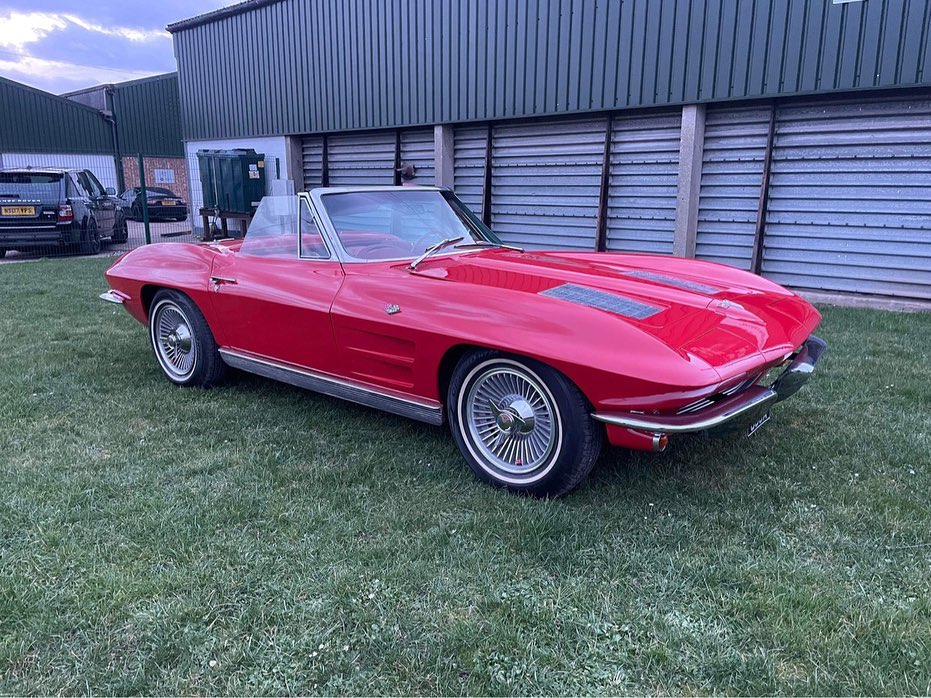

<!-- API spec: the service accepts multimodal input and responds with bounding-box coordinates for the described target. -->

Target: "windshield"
[0,172,62,201]
[318,189,498,261]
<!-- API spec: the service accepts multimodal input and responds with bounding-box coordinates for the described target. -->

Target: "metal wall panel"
[300,136,325,189]
[452,126,488,218]
[0,77,112,154]
[112,74,184,157]
[399,129,436,185]
[0,152,118,192]
[605,112,681,254]
[696,106,773,269]
[762,97,931,300]
[489,119,605,250]
[326,131,396,186]
[171,0,931,141]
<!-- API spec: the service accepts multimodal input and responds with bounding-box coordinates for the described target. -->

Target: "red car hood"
[413,249,821,378]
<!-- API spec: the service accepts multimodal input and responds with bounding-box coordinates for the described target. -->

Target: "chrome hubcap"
[465,366,557,476]
[153,303,196,378]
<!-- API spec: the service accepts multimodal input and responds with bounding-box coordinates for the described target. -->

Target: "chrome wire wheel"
[150,300,197,380]
[460,359,563,484]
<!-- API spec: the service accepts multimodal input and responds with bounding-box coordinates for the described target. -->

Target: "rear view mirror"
[105,187,116,195]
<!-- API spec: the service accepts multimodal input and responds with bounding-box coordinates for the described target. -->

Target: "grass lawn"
[1,256,929,695]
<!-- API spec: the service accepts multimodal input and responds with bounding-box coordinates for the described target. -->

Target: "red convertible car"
[101,187,825,496]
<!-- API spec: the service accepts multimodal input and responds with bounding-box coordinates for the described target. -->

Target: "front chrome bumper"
[592,335,827,434]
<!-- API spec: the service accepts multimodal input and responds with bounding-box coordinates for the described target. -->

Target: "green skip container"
[197,148,266,214]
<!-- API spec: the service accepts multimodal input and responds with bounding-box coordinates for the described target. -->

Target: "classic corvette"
[101,186,826,496]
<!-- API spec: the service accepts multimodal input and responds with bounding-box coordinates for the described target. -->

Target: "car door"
[78,171,115,235]
[208,195,344,374]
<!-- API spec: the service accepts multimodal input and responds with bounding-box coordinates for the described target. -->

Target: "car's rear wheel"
[79,220,101,255]
[111,215,128,243]
[448,350,602,497]
[148,290,226,388]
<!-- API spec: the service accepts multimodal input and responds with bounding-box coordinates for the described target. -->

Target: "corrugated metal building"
[62,73,187,192]
[0,77,120,191]
[168,0,931,304]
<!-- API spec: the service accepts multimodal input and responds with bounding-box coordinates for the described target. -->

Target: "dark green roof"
[0,76,112,154]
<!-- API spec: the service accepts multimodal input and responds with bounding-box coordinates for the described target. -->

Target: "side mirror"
[105,187,116,195]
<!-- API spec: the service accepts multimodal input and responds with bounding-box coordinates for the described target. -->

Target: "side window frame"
[298,194,333,261]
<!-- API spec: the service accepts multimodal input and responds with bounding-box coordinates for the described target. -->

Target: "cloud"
[0,1,229,93]
[0,10,167,49]
[0,8,176,92]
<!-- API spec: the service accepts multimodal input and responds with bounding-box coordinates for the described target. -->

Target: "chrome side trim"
[99,290,126,304]
[593,386,778,433]
[218,349,444,426]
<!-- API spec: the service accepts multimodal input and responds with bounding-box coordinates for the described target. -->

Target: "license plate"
[1,206,35,216]
[747,411,771,437]
[160,200,177,206]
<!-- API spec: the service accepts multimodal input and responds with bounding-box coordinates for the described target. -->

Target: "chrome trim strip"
[593,335,827,434]
[773,335,827,402]
[99,290,126,304]
[593,387,778,434]
[218,349,444,426]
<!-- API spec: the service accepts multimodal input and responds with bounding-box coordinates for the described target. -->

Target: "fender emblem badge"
[385,303,401,315]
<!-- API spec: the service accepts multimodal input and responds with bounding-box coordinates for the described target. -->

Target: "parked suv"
[0,167,128,257]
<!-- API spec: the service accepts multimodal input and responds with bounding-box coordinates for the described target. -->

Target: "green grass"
[1,257,929,696]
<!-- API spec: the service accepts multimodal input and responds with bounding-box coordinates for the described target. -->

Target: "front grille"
[676,380,749,415]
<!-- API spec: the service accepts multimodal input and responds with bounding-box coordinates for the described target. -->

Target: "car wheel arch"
[437,343,597,415]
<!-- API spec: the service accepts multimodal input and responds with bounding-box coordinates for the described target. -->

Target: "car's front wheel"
[448,350,602,497]
[148,290,226,387]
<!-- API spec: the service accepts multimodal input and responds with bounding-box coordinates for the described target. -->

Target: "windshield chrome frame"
[296,192,334,261]
[306,186,497,265]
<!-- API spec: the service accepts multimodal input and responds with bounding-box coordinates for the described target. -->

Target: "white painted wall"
[1,152,118,192]
[184,136,290,218]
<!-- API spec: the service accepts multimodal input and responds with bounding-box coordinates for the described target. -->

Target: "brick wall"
[121,156,189,199]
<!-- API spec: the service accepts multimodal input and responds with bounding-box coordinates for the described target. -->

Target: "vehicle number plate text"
[747,411,771,437]
[1,206,35,216]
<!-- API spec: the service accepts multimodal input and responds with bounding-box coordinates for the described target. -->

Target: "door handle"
[210,275,237,288]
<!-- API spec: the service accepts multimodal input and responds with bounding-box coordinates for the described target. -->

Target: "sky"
[0,0,231,94]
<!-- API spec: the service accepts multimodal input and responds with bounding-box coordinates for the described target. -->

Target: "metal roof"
[166,0,284,32]
[0,76,113,154]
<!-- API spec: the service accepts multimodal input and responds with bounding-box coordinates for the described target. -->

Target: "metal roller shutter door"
[696,106,772,269]
[489,119,605,250]
[763,98,931,300]
[605,112,681,254]
[400,129,435,185]
[327,131,396,186]
[453,126,488,218]
[301,135,324,189]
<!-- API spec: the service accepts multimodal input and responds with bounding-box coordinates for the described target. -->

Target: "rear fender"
[104,243,222,336]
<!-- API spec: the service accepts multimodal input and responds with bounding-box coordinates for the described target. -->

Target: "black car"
[0,168,127,257]
[118,187,189,222]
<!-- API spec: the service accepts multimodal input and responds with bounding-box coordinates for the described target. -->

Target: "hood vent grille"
[624,270,718,295]
[540,283,661,320]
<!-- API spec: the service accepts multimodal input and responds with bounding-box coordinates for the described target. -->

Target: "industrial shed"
[0,77,119,191]
[168,0,931,305]
[0,74,185,196]
[62,73,187,194]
